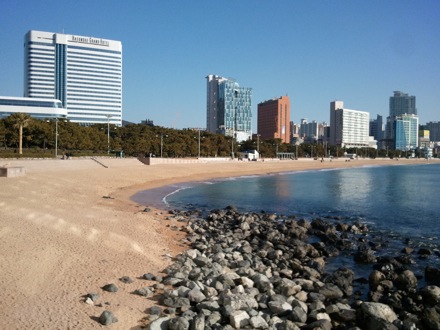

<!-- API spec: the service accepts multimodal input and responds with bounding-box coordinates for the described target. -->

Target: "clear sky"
[1,1,439,129]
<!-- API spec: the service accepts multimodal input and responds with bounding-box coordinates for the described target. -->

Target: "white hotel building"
[330,101,370,148]
[24,30,122,126]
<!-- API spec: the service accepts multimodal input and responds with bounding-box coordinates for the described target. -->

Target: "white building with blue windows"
[329,101,371,148]
[206,74,252,142]
[0,96,67,120]
[394,114,419,151]
[24,30,122,126]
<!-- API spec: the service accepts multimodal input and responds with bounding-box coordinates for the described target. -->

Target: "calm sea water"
[132,163,440,274]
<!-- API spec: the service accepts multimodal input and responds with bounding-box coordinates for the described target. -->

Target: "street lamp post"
[106,115,112,154]
[198,129,201,158]
[47,118,59,158]
[257,134,260,152]
[55,117,58,158]
[160,133,168,158]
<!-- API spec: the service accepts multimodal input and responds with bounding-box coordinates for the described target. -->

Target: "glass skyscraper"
[385,91,418,150]
[24,30,122,126]
[394,114,419,151]
[206,75,252,142]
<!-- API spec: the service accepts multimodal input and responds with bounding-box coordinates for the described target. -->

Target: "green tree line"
[1,114,397,159]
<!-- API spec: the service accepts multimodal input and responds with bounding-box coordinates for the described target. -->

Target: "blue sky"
[1,1,439,129]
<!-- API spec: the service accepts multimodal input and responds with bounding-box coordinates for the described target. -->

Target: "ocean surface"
[132,162,440,279]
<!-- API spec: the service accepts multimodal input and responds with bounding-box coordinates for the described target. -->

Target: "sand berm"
[0,157,435,329]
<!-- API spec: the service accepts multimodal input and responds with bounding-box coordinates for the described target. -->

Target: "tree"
[9,113,32,155]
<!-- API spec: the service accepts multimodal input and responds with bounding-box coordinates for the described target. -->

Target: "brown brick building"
[257,96,291,143]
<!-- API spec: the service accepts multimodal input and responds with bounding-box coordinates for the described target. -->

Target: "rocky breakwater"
[85,206,440,329]
[145,206,440,330]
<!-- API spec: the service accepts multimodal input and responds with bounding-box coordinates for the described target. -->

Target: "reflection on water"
[164,164,440,247]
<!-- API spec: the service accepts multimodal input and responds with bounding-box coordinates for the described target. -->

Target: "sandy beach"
[0,157,437,329]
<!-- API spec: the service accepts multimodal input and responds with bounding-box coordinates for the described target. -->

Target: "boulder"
[148,316,170,330]
[101,283,118,292]
[98,310,118,326]
[249,315,269,329]
[395,270,417,290]
[420,285,440,305]
[422,305,440,330]
[168,317,190,330]
[229,310,250,328]
[190,314,205,330]
[318,283,344,300]
[358,302,398,330]
[268,300,292,316]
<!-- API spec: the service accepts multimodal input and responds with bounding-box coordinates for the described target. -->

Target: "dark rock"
[420,285,440,305]
[119,276,133,284]
[98,310,118,325]
[143,273,156,280]
[318,283,344,300]
[163,296,190,308]
[330,267,354,296]
[101,283,118,292]
[395,270,417,291]
[168,316,190,330]
[425,266,440,285]
[418,248,432,255]
[133,287,154,297]
[422,305,440,330]
[288,306,307,323]
[358,302,398,329]
[355,244,377,263]
[149,306,162,315]
[301,319,332,330]
[86,293,100,302]
[268,300,292,316]
[311,219,336,234]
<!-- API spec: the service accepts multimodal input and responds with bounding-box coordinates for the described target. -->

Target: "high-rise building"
[369,115,384,142]
[389,91,416,117]
[206,75,252,141]
[24,30,122,126]
[329,101,370,148]
[257,96,290,143]
[299,118,318,142]
[385,91,418,150]
[425,122,440,142]
[393,114,419,151]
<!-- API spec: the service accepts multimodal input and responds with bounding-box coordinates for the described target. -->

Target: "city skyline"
[1,1,439,130]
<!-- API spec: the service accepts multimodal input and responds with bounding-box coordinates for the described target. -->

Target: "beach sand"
[0,157,436,329]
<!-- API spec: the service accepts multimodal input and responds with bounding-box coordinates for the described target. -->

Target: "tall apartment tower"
[389,91,416,117]
[329,100,344,146]
[24,30,122,126]
[206,74,252,142]
[369,115,384,142]
[385,91,418,149]
[329,100,370,148]
[257,96,290,143]
[299,118,318,142]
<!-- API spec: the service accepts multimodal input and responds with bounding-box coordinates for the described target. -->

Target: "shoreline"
[128,158,435,212]
[0,157,438,329]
